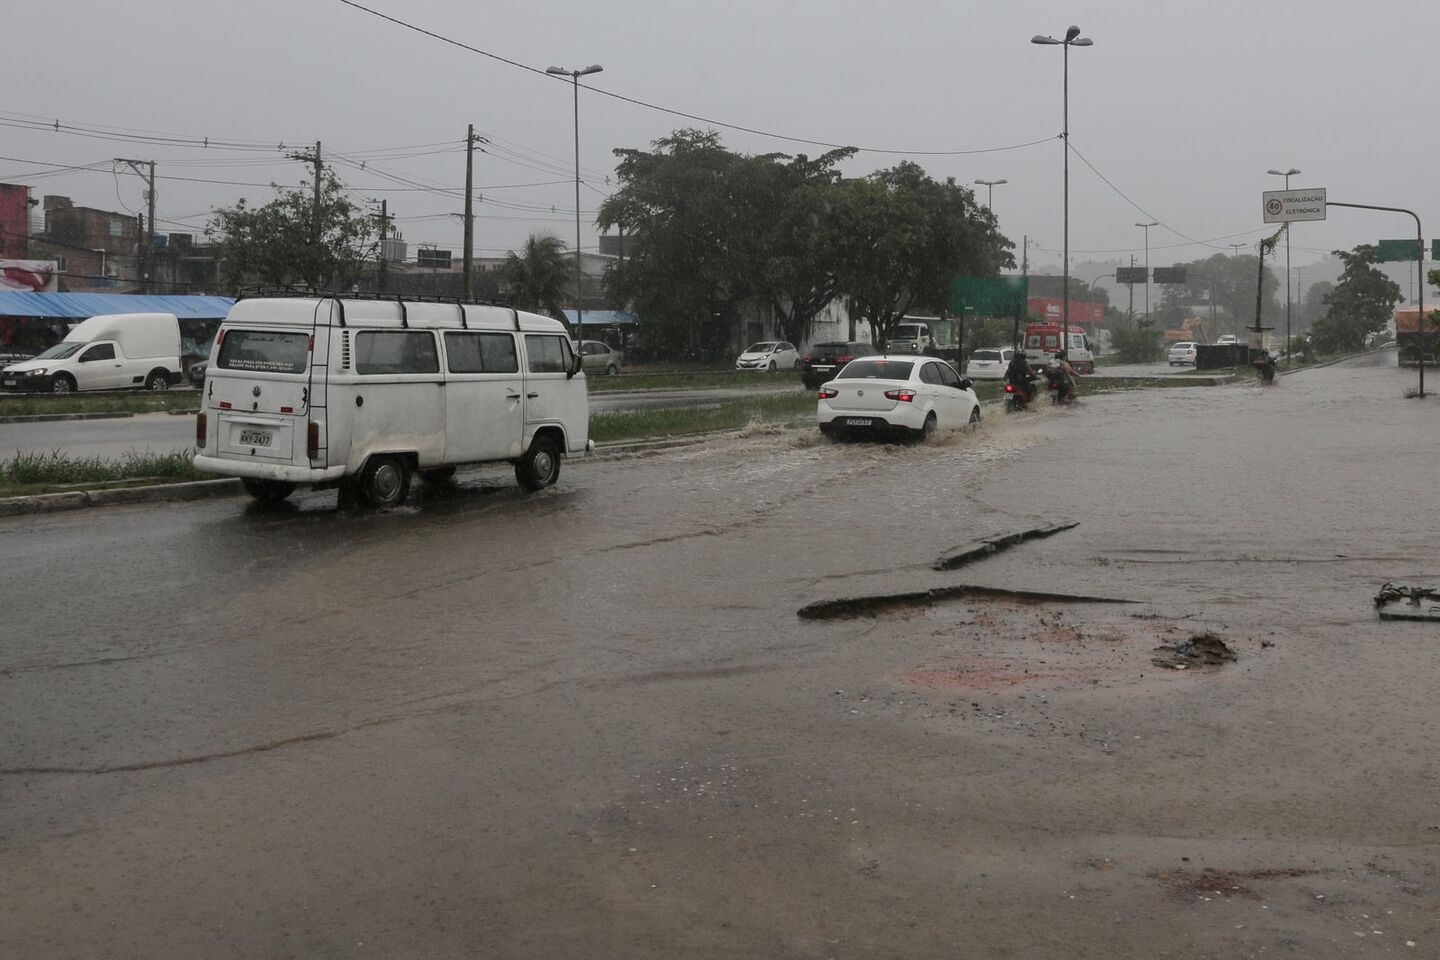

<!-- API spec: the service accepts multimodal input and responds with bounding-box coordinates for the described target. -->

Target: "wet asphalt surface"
[3,349,1438,958]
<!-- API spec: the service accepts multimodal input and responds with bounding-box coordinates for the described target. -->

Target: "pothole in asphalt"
[1150,633,1238,670]
[1150,866,1318,901]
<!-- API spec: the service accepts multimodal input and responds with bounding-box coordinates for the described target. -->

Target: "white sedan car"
[736,341,799,372]
[963,346,1014,380]
[1168,341,1198,365]
[818,355,980,442]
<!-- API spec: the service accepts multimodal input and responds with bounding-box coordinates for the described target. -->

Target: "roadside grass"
[0,390,199,418]
[589,370,801,393]
[591,391,816,442]
[0,449,203,497]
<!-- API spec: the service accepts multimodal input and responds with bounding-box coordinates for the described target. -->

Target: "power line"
[333,0,1061,158]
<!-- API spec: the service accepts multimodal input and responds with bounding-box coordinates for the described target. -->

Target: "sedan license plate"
[845,417,873,427]
[239,428,272,447]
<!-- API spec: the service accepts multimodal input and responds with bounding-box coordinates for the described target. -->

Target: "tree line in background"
[596,130,1013,359]
[202,145,1409,365]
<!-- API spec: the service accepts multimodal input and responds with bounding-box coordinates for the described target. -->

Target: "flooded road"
[2,349,1437,958]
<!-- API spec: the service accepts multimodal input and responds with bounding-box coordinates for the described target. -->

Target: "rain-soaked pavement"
[2,349,1437,958]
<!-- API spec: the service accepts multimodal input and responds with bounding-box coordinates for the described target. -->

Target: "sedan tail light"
[883,389,916,402]
[818,387,839,399]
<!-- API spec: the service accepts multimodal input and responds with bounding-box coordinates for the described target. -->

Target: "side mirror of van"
[568,351,582,379]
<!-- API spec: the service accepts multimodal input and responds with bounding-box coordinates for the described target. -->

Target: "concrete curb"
[0,411,136,424]
[0,478,242,517]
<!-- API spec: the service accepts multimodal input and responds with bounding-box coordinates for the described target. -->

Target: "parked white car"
[193,297,591,508]
[1168,341,1198,366]
[736,341,798,372]
[1215,334,1239,345]
[963,347,1014,380]
[818,355,979,442]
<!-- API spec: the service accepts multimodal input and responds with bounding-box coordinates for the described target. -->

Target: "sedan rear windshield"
[971,350,1002,361]
[216,329,309,375]
[839,359,914,380]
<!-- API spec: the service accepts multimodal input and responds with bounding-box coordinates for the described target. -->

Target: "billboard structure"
[0,260,59,293]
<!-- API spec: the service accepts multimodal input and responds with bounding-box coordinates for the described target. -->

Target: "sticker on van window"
[217,330,309,374]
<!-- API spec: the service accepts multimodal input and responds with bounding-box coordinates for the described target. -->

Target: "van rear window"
[216,330,309,374]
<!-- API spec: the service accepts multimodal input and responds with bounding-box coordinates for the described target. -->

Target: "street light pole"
[1136,221,1158,319]
[1267,167,1300,359]
[547,63,603,350]
[1032,26,1092,360]
[974,178,1008,211]
[1228,243,1246,258]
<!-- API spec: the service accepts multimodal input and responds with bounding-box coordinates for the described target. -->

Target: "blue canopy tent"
[0,293,235,320]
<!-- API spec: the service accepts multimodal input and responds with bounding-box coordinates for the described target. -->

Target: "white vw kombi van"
[193,296,590,507]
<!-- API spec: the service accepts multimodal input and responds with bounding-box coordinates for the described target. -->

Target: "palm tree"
[500,234,570,323]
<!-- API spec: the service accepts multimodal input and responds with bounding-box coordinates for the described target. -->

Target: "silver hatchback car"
[578,339,623,375]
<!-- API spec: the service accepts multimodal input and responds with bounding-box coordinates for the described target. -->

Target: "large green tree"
[598,130,756,359]
[500,234,570,322]
[209,171,376,292]
[830,162,1013,349]
[1312,245,1401,352]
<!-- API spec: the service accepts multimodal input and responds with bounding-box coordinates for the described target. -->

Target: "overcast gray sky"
[5,0,1437,295]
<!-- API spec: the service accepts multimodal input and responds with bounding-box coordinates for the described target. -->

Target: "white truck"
[0,312,182,393]
[886,319,935,355]
[192,296,592,508]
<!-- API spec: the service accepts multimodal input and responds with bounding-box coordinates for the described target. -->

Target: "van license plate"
[846,418,873,426]
[239,429,272,447]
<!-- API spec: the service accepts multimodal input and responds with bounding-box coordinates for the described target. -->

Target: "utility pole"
[1021,234,1029,275]
[463,124,477,300]
[376,199,393,295]
[115,159,156,293]
[1127,254,1135,323]
[288,141,324,241]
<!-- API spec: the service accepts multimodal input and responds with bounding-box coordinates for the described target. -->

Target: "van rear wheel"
[242,478,295,504]
[515,436,561,491]
[358,455,411,508]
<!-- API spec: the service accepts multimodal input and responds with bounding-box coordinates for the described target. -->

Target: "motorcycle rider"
[1004,347,1037,404]
[1253,348,1277,384]
[1052,349,1079,404]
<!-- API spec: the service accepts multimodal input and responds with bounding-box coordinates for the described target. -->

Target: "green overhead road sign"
[951,275,1029,316]
[1115,267,1147,284]
[1376,239,1423,262]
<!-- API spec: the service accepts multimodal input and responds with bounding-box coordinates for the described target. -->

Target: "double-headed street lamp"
[546,62,604,348]
[1135,220,1158,319]
[1228,242,1246,257]
[1267,167,1300,359]
[1031,26,1092,358]
[974,178,1008,210]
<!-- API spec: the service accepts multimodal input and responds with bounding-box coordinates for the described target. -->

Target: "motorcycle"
[1253,354,1276,384]
[1003,376,1036,412]
[1044,367,1074,405]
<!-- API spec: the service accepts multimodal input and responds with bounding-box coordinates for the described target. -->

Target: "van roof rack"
[235,286,511,308]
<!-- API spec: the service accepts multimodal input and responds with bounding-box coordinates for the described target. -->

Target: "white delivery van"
[192,296,591,508]
[0,312,182,393]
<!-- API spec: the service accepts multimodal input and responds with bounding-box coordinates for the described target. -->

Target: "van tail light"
[818,387,839,399]
[195,412,206,449]
[883,389,916,402]
[215,328,226,347]
[307,422,320,460]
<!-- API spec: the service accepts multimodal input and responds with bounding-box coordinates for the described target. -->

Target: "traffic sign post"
[1262,188,1327,223]
[1376,239,1424,262]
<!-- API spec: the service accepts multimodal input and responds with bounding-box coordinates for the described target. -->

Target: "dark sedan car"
[800,341,877,389]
